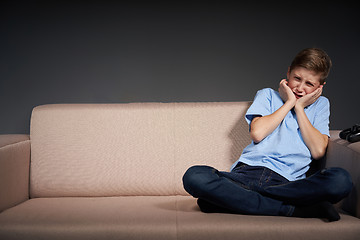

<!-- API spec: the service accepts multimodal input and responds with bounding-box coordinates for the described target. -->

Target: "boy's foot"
[292,201,340,222]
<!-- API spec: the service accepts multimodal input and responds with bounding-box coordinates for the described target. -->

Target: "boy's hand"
[278,79,296,106]
[295,86,323,110]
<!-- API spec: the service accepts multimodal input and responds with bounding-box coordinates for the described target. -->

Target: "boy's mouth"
[293,92,303,99]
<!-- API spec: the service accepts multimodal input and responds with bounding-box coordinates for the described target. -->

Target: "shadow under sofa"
[0,102,359,240]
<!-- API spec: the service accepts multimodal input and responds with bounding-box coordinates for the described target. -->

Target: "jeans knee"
[182,166,198,189]
[322,167,353,200]
[182,165,217,197]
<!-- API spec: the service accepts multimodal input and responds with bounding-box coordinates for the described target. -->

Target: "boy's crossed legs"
[182,164,352,222]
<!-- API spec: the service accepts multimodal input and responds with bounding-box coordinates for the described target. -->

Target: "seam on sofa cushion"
[0,140,31,150]
[175,196,179,240]
[173,103,177,196]
[0,139,30,149]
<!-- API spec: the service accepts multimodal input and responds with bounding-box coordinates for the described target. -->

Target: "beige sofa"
[0,102,359,240]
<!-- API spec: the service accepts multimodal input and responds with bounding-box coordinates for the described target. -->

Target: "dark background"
[1,1,359,134]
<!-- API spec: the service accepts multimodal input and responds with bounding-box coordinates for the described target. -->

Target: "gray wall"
[1,1,359,134]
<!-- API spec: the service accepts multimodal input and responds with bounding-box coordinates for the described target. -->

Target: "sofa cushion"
[30,103,252,197]
[327,131,360,218]
[176,196,360,240]
[1,196,359,240]
[0,196,178,240]
[0,138,30,212]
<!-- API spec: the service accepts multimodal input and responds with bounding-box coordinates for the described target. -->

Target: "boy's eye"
[306,82,314,87]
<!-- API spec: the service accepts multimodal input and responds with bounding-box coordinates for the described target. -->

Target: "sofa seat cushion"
[1,196,360,240]
[0,196,178,240]
[176,196,360,240]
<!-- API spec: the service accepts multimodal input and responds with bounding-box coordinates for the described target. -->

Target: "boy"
[182,48,353,222]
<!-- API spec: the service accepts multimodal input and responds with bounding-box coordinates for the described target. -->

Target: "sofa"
[0,102,359,240]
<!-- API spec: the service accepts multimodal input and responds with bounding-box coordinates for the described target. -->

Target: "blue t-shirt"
[230,88,330,181]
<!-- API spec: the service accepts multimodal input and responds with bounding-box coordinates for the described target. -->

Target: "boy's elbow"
[311,148,326,160]
[311,144,328,160]
[250,130,265,144]
[311,136,329,160]
[249,117,265,143]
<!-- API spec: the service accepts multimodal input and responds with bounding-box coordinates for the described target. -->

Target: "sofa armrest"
[325,130,360,218]
[0,135,30,213]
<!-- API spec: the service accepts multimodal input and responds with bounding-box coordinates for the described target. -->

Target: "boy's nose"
[296,83,305,93]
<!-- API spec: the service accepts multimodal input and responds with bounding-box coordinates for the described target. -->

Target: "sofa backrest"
[30,102,252,198]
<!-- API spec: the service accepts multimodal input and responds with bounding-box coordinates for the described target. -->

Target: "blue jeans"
[182,163,353,217]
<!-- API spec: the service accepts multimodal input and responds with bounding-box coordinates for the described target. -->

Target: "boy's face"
[286,67,324,99]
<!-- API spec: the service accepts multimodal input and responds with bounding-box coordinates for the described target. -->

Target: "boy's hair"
[289,48,332,84]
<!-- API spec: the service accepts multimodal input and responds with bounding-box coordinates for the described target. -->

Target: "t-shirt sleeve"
[313,97,330,137]
[245,88,273,125]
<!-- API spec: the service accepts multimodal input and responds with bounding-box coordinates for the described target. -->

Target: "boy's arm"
[250,80,296,143]
[294,87,329,160]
